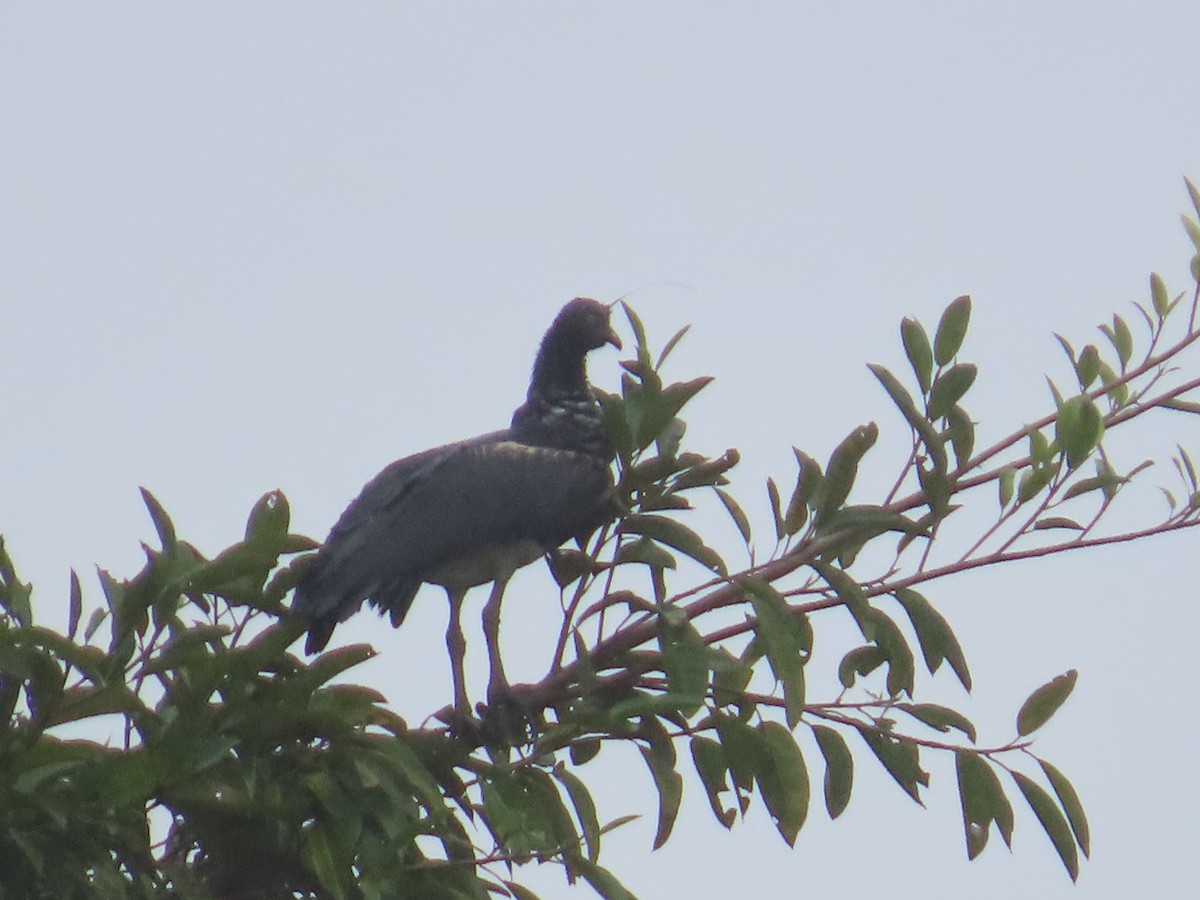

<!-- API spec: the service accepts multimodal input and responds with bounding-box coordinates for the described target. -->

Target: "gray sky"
[3,5,1199,897]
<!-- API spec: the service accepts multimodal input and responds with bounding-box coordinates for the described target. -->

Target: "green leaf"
[1182,214,1200,253]
[1150,272,1170,318]
[714,712,771,804]
[67,569,82,642]
[955,750,1014,859]
[617,514,725,574]
[554,766,602,861]
[900,316,934,393]
[1040,759,1091,857]
[303,820,352,900]
[816,424,879,520]
[1017,465,1055,504]
[566,853,638,900]
[998,467,1016,508]
[715,488,752,545]
[865,608,916,697]
[838,645,886,688]
[944,404,975,469]
[892,588,972,691]
[854,723,928,804]
[304,644,376,689]
[811,725,854,819]
[1033,516,1084,531]
[1188,176,1200,220]
[898,702,977,742]
[756,721,810,846]
[1016,670,1078,736]
[934,295,972,365]
[867,365,947,473]
[139,487,177,552]
[656,323,692,368]
[639,718,683,849]
[1075,344,1101,388]
[1107,315,1134,369]
[659,614,708,717]
[1056,394,1105,469]
[739,577,806,727]
[691,736,735,828]
[1011,771,1079,881]
[927,364,978,421]
[614,537,677,571]
[784,449,822,536]
[813,561,872,639]
[766,477,785,541]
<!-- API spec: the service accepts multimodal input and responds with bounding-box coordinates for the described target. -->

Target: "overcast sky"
[3,6,1200,898]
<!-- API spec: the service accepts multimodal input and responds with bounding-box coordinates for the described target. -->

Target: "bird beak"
[604,300,623,350]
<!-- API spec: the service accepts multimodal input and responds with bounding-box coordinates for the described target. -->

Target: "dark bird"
[293,298,622,714]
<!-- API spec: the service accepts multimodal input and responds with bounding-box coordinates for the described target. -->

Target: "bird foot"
[434,704,484,743]
[476,682,545,747]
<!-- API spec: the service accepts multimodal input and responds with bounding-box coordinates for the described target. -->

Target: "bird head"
[551,297,623,353]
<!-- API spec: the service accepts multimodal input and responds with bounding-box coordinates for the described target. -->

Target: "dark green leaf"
[816,423,878,520]
[691,736,735,828]
[139,487,177,552]
[656,323,692,368]
[739,577,806,727]
[554,767,601,861]
[892,588,972,691]
[304,644,377,690]
[864,609,915,697]
[927,364,978,421]
[811,724,853,819]
[934,295,972,365]
[617,514,725,574]
[638,721,683,849]
[868,365,947,473]
[767,477,785,541]
[570,737,602,767]
[669,448,739,490]
[955,750,1013,859]
[756,721,810,845]
[614,537,677,571]
[1040,759,1090,857]
[897,703,977,742]
[945,404,975,469]
[784,449,822,536]
[659,614,708,717]
[838,645,886,688]
[715,488,752,545]
[1016,670,1078,736]
[812,561,872,640]
[900,316,934,393]
[566,853,637,900]
[1011,771,1079,881]
[67,569,82,642]
[855,723,928,804]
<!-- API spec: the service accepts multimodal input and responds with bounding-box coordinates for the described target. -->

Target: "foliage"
[4,185,1200,896]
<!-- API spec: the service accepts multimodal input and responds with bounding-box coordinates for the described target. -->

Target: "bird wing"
[294,431,614,636]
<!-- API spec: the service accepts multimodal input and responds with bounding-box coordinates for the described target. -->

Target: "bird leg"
[481,574,512,706]
[444,587,469,715]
